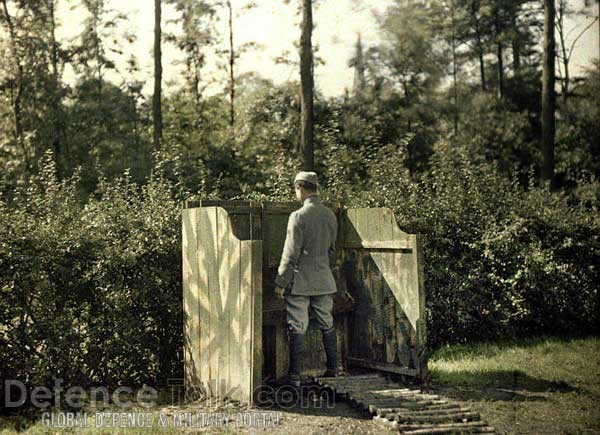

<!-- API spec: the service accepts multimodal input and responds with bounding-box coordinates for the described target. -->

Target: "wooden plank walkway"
[313,374,496,434]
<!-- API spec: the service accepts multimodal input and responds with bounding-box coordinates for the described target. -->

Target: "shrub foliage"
[1,153,183,397]
[2,147,598,397]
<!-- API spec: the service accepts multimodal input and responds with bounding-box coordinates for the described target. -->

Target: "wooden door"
[340,208,427,380]
[182,206,262,403]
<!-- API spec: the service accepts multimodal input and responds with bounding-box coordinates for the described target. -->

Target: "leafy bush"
[554,66,600,187]
[1,81,598,405]
[455,92,538,181]
[349,143,599,347]
[0,152,183,403]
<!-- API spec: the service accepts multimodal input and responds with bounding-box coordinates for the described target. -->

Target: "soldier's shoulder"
[297,201,312,213]
[289,209,305,224]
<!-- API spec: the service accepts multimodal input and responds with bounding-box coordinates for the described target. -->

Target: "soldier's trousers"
[284,293,334,334]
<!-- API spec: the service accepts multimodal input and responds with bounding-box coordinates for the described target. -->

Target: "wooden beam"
[340,240,412,250]
[346,357,418,377]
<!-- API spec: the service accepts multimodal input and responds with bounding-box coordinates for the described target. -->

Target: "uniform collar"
[303,194,319,205]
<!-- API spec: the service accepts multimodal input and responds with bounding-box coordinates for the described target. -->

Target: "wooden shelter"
[182,200,427,405]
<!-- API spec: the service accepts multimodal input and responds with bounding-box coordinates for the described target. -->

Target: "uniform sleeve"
[275,212,304,288]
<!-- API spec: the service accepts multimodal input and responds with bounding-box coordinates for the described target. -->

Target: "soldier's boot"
[287,332,304,388]
[322,327,338,377]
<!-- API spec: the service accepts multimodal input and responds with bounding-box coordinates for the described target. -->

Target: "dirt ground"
[0,381,398,434]
[155,387,397,435]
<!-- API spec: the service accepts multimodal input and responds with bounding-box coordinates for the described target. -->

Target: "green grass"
[428,336,600,434]
[2,336,598,434]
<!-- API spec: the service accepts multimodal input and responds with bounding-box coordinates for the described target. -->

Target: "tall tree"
[154,0,163,150]
[507,1,543,73]
[431,0,463,133]
[451,1,459,134]
[0,0,63,183]
[508,1,522,74]
[300,0,314,171]
[227,0,234,129]
[374,1,446,117]
[47,0,66,178]
[492,1,505,98]
[456,0,492,91]
[350,33,366,95]
[555,0,598,108]
[371,0,446,175]
[541,0,556,185]
[494,0,543,91]
[76,0,124,94]
[222,1,257,137]
[166,0,216,103]
[0,0,27,172]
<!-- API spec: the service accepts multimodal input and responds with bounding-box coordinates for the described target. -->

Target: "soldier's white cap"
[294,171,319,186]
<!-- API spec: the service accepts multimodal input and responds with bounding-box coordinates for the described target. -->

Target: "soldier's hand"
[343,290,355,304]
[275,286,285,300]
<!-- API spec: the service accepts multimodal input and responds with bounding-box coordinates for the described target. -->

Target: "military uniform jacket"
[275,195,338,295]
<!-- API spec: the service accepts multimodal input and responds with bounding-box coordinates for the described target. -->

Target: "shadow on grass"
[430,335,594,361]
[427,368,577,402]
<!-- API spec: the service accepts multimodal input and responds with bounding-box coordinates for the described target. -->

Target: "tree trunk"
[470,1,486,92]
[555,0,570,109]
[511,8,521,74]
[494,12,504,98]
[478,47,486,91]
[1,0,29,176]
[300,0,314,171]
[353,33,366,94]
[475,25,487,92]
[92,13,102,95]
[541,0,556,186]
[496,40,504,98]
[153,0,163,150]
[49,0,64,179]
[558,28,569,108]
[228,0,235,130]
[450,0,458,135]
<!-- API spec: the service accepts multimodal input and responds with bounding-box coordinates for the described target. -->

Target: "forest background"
[0,0,598,394]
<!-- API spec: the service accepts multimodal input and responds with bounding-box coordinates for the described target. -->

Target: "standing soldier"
[274,171,339,388]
